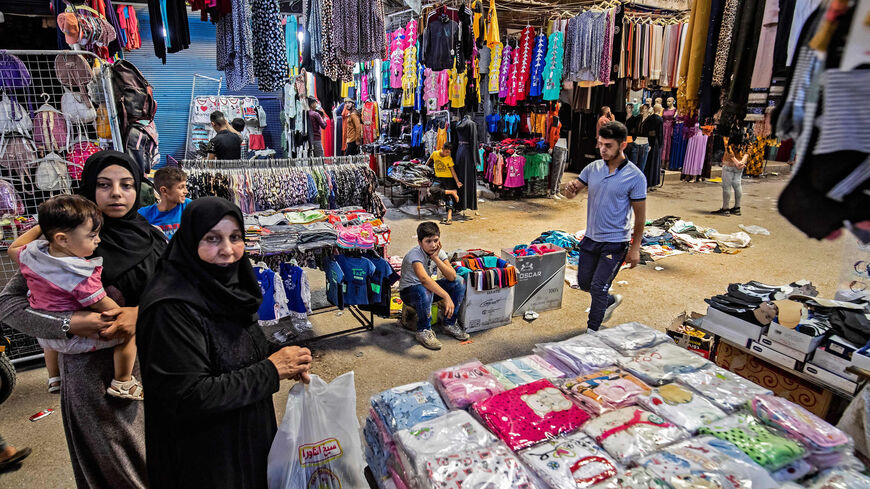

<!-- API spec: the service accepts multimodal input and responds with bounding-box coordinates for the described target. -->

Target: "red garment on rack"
[505,49,519,106]
[515,26,534,102]
[322,118,334,157]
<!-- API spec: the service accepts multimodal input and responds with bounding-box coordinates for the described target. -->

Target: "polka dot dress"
[697,414,805,471]
[251,0,288,92]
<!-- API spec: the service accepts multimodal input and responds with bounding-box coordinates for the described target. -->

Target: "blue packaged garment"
[371,381,448,434]
[335,255,376,305]
[326,258,346,309]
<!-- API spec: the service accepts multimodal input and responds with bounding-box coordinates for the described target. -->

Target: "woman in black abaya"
[137,197,313,489]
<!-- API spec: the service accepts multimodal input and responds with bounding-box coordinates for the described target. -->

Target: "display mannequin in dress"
[643,104,664,188]
[661,97,677,166]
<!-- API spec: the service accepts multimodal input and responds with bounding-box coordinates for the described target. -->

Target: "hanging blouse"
[285,14,299,71]
[485,0,500,47]
[498,44,513,99]
[515,26,534,102]
[488,42,503,94]
[542,31,564,101]
[505,48,520,106]
[361,101,379,143]
[529,33,548,97]
[415,64,425,111]
[435,125,447,150]
[390,48,404,89]
[450,68,467,108]
[402,46,418,107]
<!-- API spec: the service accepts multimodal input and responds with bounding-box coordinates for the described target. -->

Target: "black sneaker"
[730,207,741,216]
[711,208,730,216]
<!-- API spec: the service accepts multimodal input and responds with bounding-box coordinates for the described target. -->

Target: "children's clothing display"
[559,369,651,416]
[431,359,505,409]
[278,262,313,333]
[676,364,772,412]
[635,384,727,433]
[750,395,853,468]
[697,413,805,471]
[424,444,537,489]
[371,382,448,435]
[617,341,709,386]
[393,410,497,489]
[582,407,688,465]
[486,354,565,389]
[519,431,620,489]
[802,469,870,489]
[638,436,779,489]
[596,322,672,354]
[254,264,291,326]
[473,379,590,451]
[535,333,620,375]
[584,468,666,489]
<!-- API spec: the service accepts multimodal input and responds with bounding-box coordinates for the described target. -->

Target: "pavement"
[0,164,850,488]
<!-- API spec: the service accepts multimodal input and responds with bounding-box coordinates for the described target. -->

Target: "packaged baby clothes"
[394,410,498,489]
[371,381,448,435]
[635,383,727,433]
[676,363,772,412]
[638,436,779,489]
[424,444,537,489]
[364,416,392,483]
[595,322,672,354]
[486,354,566,389]
[803,469,870,489]
[472,379,590,451]
[581,407,688,465]
[557,368,651,416]
[751,394,853,468]
[586,468,668,488]
[431,359,505,409]
[534,334,620,375]
[617,341,710,385]
[519,431,620,489]
[697,413,805,471]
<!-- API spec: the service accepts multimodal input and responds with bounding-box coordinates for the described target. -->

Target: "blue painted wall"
[124,8,283,166]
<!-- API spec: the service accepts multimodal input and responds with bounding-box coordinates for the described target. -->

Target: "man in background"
[207,111,242,160]
[307,96,328,157]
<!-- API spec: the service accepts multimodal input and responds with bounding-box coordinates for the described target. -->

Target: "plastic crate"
[1,323,43,362]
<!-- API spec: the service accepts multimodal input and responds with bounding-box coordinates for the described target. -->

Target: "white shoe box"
[758,335,809,362]
[766,322,825,353]
[803,363,860,395]
[702,307,765,347]
[811,347,859,382]
[748,341,801,371]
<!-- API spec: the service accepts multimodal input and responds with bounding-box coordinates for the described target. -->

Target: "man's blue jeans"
[399,278,466,332]
[577,237,629,331]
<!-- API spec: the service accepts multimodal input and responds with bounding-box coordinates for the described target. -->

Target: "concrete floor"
[0,169,850,488]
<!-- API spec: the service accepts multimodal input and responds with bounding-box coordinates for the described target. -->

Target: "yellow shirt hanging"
[450,69,466,108]
[485,0,500,47]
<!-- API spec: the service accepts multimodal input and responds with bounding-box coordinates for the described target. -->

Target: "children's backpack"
[124,121,159,174]
[111,60,156,132]
[61,89,96,124]
[0,52,31,91]
[0,135,37,188]
[68,141,100,180]
[0,93,32,136]
[55,53,93,90]
[0,178,23,216]
[33,103,68,153]
[35,153,72,193]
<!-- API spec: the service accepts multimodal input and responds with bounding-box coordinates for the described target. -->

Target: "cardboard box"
[852,350,870,372]
[823,335,859,361]
[748,341,801,371]
[767,322,825,353]
[803,363,860,396]
[811,347,859,382]
[701,307,765,346]
[501,246,566,316]
[758,335,809,362]
[667,311,717,359]
[460,279,515,333]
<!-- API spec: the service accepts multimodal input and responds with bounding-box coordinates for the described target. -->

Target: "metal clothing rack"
[180,155,370,169]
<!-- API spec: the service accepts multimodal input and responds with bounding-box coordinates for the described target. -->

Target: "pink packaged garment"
[432,359,505,409]
[558,368,651,416]
[472,379,590,451]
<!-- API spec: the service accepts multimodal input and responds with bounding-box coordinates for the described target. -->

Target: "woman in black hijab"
[0,150,167,488]
[137,197,313,489]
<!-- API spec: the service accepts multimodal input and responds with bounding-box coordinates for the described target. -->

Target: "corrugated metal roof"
[124,8,283,166]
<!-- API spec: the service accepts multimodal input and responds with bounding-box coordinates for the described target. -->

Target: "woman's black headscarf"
[139,197,262,322]
[78,151,166,285]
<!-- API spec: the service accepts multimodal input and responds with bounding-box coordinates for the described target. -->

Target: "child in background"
[139,167,190,240]
[230,117,249,154]
[8,195,143,400]
[713,137,747,216]
[426,142,463,225]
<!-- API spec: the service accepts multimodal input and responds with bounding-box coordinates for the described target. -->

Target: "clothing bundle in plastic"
[595,322,673,354]
[617,341,710,385]
[802,469,870,489]
[557,368,651,416]
[519,431,620,489]
[583,468,667,488]
[431,359,505,409]
[638,436,778,489]
[697,413,805,471]
[472,378,590,451]
[423,444,537,489]
[751,394,853,468]
[486,354,566,389]
[582,407,688,465]
[676,363,772,412]
[635,383,727,433]
[534,333,620,375]
[371,381,448,435]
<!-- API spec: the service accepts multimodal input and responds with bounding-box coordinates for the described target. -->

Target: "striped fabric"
[813,69,870,156]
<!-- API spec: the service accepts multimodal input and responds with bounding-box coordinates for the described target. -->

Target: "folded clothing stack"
[486,354,566,390]
[582,407,689,465]
[617,341,710,386]
[370,382,448,436]
[558,368,651,416]
[430,360,505,410]
[676,363,772,412]
[535,333,621,375]
[698,413,806,471]
[296,221,338,251]
[509,243,562,256]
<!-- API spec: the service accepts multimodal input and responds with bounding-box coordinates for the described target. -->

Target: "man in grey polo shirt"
[565,121,646,331]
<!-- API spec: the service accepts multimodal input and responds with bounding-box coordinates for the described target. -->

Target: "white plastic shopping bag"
[267,372,367,489]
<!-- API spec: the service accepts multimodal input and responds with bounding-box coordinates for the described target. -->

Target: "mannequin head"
[653,104,663,116]
[645,97,653,107]
[655,97,662,106]
[666,97,675,109]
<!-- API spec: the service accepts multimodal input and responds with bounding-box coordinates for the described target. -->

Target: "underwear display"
[534,333,621,375]
[370,381,448,435]
[676,364,772,412]
[636,383,727,433]
[486,354,566,389]
[698,413,805,471]
[423,444,537,489]
[617,342,710,385]
[519,431,620,489]
[582,407,688,465]
[639,436,779,489]
[431,359,505,409]
[558,369,651,416]
[596,322,673,354]
[473,379,590,451]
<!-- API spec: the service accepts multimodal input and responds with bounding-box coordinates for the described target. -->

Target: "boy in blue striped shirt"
[565,121,646,331]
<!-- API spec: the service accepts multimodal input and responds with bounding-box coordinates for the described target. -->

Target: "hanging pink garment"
[498,45,513,99]
[505,49,520,106]
[681,126,707,177]
[515,26,534,101]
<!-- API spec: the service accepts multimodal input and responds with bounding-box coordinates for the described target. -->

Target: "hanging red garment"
[322,118,334,157]
[505,49,520,106]
[515,26,534,102]
[362,101,379,144]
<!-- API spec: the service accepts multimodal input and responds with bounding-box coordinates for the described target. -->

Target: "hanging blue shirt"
[504,113,520,137]
[138,198,191,240]
[335,255,376,305]
[255,267,278,321]
[367,257,400,305]
[279,263,307,313]
[411,123,423,147]
[529,33,548,97]
[486,114,500,134]
[326,258,346,308]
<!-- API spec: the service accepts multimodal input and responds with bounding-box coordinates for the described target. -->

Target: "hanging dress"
[661,108,676,161]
